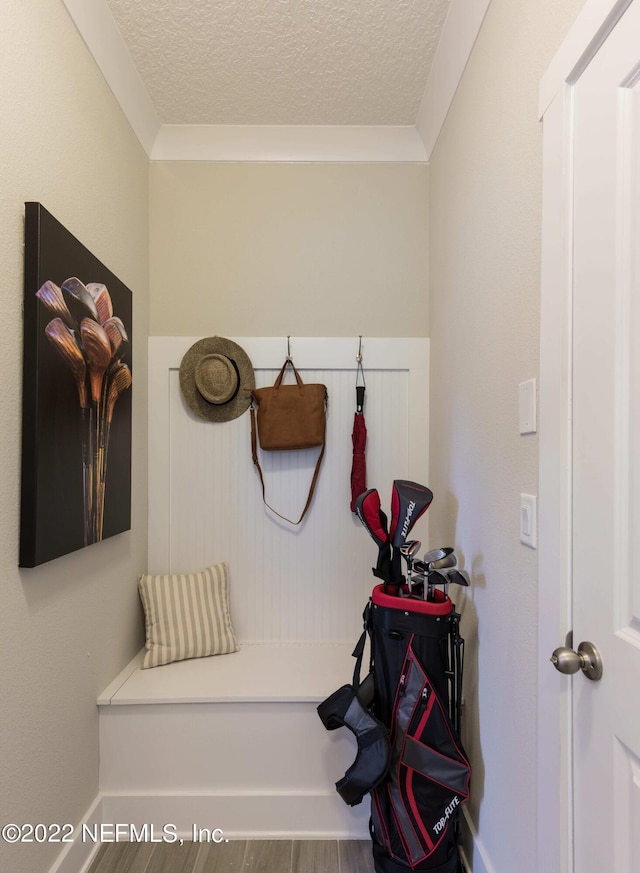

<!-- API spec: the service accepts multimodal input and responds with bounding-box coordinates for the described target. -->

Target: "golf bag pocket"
[369,585,453,726]
[371,642,470,870]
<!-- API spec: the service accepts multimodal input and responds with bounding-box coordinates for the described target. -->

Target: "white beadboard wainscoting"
[148,336,430,644]
[92,337,429,853]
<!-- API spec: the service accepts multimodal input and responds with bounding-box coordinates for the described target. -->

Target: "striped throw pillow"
[138,562,238,669]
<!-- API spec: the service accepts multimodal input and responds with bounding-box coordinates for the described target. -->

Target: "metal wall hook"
[355,336,366,407]
[286,336,292,361]
[356,337,365,382]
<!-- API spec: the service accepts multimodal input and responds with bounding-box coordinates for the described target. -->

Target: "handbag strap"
[250,406,325,525]
[273,358,304,393]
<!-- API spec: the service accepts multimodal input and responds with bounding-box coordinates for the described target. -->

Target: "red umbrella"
[350,354,367,511]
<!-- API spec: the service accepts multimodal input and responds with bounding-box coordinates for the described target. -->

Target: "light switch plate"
[519,379,537,434]
[520,493,537,548]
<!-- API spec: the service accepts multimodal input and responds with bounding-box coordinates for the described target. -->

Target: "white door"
[569,2,640,869]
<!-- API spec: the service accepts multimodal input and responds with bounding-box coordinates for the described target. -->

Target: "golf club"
[447,569,470,587]
[425,568,449,601]
[432,567,471,599]
[444,569,470,598]
[429,553,457,571]
[103,316,129,356]
[422,550,457,599]
[61,276,99,323]
[423,546,454,565]
[44,318,88,407]
[400,539,421,592]
[80,317,112,403]
[410,552,454,575]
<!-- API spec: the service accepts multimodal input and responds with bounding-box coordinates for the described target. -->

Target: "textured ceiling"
[104,0,451,126]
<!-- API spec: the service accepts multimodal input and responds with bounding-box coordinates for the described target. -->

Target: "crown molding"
[62,0,489,163]
[61,0,161,154]
[150,125,427,162]
[416,0,492,159]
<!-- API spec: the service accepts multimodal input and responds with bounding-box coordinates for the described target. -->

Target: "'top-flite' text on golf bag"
[318,481,471,873]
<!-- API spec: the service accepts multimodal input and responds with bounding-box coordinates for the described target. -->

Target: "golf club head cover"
[389,480,434,548]
[317,684,391,806]
[355,489,388,548]
[389,480,434,586]
[355,489,392,584]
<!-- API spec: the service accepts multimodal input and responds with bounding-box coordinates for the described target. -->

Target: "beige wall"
[0,3,149,872]
[150,162,429,337]
[1,1,593,870]
[428,1,584,870]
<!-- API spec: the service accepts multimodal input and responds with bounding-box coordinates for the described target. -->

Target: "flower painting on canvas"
[20,203,133,567]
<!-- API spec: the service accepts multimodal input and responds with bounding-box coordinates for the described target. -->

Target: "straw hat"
[179,337,255,422]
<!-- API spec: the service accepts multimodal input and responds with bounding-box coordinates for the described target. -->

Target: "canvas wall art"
[20,203,133,567]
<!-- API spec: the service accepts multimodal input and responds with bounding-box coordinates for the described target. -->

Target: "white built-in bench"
[97,643,369,839]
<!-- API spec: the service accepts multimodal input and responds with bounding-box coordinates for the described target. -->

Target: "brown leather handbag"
[250,358,327,524]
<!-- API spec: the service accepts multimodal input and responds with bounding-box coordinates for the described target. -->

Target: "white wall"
[149,162,429,337]
[0,2,149,872]
[427,1,584,871]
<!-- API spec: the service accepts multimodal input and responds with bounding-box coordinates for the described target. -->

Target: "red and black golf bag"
[368,585,469,872]
[319,481,471,873]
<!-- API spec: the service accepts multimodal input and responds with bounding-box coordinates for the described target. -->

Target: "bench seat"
[97,642,369,839]
[98,642,357,705]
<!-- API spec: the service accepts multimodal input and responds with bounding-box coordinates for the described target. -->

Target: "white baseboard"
[47,795,103,873]
[48,791,369,873]
[100,791,370,840]
[49,793,481,873]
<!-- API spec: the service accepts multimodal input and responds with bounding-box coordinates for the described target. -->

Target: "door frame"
[537,1,635,870]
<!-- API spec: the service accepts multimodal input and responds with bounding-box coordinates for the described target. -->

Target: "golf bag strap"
[352,628,367,687]
[250,406,325,525]
[351,604,373,688]
[317,684,390,806]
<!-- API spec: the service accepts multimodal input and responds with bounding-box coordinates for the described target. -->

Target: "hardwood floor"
[87,840,374,873]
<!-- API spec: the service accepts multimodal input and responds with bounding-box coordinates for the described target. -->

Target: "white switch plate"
[519,379,537,434]
[520,493,537,548]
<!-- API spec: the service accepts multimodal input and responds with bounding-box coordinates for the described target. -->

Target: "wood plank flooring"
[88,840,374,873]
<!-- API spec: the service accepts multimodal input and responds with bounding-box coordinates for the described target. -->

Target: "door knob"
[550,641,603,681]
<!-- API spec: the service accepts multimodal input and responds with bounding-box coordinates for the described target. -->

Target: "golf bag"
[319,584,470,873]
